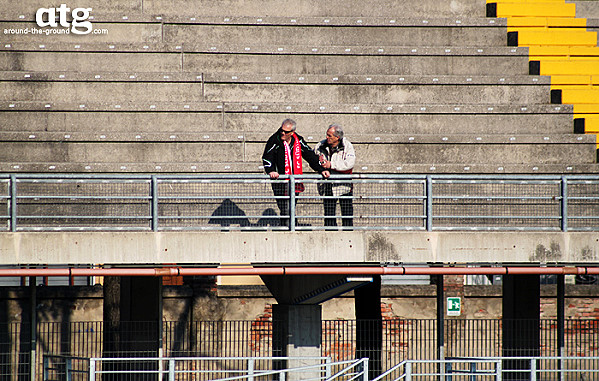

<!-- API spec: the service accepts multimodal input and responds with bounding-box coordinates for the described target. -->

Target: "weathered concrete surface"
[572,0,599,18]
[203,83,550,104]
[0,111,574,135]
[0,22,162,44]
[184,54,531,76]
[1,82,550,104]
[1,139,594,164]
[0,0,142,15]
[141,0,488,18]
[0,52,530,76]
[0,52,182,72]
[163,25,507,47]
[1,232,597,265]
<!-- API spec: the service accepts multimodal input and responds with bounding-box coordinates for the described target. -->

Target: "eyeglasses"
[280,129,294,135]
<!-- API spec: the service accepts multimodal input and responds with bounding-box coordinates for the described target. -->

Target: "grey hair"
[281,118,297,131]
[328,124,344,139]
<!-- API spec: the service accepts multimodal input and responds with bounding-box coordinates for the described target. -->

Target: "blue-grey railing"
[1,173,598,232]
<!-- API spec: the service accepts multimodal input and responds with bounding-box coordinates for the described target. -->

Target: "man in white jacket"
[314,124,356,229]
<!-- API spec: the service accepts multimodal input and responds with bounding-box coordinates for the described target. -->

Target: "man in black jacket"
[262,119,330,227]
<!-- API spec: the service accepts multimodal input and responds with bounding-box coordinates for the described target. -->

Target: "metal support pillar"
[436,275,444,380]
[557,274,565,381]
[29,277,36,381]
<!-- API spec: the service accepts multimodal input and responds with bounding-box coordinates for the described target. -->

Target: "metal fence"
[2,319,598,381]
[1,174,598,232]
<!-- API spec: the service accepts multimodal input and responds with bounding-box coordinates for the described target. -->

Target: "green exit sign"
[447,297,461,317]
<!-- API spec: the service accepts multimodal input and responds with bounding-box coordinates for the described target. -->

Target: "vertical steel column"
[557,274,565,381]
[151,176,159,231]
[158,280,164,378]
[426,176,433,231]
[561,177,568,232]
[436,274,445,380]
[30,277,37,381]
[10,174,17,232]
[289,176,296,231]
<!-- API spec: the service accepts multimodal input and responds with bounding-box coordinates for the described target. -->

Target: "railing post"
[169,358,175,381]
[406,362,412,381]
[362,358,369,381]
[42,356,49,381]
[495,360,502,381]
[66,357,72,381]
[325,357,331,379]
[248,359,254,381]
[444,362,452,381]
[151,175,159,231]
[561,176,568,232]
[469,362,476,381]
[530,358,536,381]
[89,359,95,381]
[10,174,17,232]
[426,176,433,231]
[289,176,296,231]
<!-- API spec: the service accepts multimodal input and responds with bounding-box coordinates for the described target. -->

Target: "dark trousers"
[323,185,353,227]
[272,183,298,227]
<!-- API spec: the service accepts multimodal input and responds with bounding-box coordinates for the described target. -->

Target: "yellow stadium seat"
[560,89,599,104]
[528,46,599,58]
[584,118,599,133]
[488,0,569,3]
[550,76,592,86]
[516,30,597,46]
[574,104,599,114]
[495,2,576,17]
[540,61,599,75]
[508,17,587,28]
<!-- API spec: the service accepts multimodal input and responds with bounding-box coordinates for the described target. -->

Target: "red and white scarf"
[283,133,305,193]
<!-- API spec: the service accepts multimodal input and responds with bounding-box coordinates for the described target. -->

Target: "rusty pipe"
[0,266,597,277]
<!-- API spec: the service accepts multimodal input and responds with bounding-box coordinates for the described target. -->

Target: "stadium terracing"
[1,0,598,378]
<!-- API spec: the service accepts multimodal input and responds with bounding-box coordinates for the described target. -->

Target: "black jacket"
[262,131,325,175]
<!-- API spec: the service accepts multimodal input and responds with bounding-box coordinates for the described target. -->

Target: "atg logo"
[36,4,93,35]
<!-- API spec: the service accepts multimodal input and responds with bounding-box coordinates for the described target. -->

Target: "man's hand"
[322,170,331,178]
[269,171,280,179]
[319,155,331,169]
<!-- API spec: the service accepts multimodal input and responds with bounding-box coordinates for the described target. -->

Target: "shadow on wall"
[209,199,279,228]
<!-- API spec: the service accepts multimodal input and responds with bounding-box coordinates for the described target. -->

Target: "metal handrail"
[2,173,598,232]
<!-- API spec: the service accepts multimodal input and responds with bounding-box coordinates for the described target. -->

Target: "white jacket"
[314,137,356,196]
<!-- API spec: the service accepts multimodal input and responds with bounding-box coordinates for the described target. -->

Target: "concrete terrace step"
[1,162,597,174]
[0,101,571,113]
[1,21,509,46]
[0,82,553,104]
[162,24,509,47]
[0,136,594,166]
[0,132,589,144]
[0,15,508,27]
[0,42,526,55]
[0,110,574,135]
[0,48,532,76]
[0,71,551,85]
[1,0,490,19]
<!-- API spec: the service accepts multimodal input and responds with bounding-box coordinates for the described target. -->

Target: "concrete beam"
[1,231,597,265]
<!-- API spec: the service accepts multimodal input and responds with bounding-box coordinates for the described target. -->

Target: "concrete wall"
[2,283,598,324]
[2,231,598,265]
